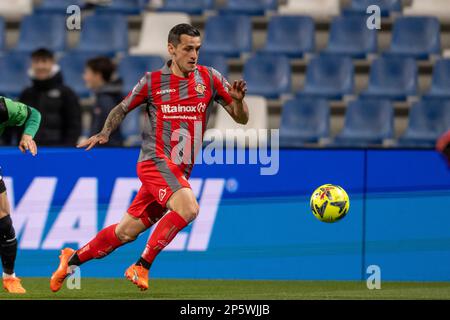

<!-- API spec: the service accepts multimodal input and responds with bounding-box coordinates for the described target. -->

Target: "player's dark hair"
[86,56,116,82]
[168,23,201,46]
[31,48,54,60]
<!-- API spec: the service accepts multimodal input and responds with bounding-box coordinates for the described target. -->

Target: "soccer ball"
[310,184,350,223]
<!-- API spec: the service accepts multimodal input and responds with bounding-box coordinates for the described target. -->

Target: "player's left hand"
[228,79,247,102]
[19,134,38,156]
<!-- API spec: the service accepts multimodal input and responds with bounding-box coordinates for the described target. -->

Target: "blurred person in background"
[19,48,81,146]
[83,56,124,147]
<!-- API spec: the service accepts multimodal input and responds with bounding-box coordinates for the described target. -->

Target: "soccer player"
[0,96,41,293]
[50,24,249,292]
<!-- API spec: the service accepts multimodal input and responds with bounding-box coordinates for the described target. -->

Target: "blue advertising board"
[0,148,449,281]
[365,150,450,281]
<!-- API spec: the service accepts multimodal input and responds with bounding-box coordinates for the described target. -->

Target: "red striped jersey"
[121,60,233,177]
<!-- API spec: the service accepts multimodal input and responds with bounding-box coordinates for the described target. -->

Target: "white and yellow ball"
[310,184,350,223]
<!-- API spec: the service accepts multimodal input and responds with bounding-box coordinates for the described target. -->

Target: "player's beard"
[174,59,194,76]
[183,62,196,73]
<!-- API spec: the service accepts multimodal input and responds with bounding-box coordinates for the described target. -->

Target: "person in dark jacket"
[19,48,81,146]
[83,56,124,146]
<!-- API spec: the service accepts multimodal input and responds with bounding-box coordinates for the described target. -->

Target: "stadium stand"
[201,14,252,57]
[14,14,67,53]
[388,16,441,59]
[73,14,128,56]
[361,56,418,100]
[404,0,450,20]
[130,12,191,57]
[325,15,377,58]
[279,98,330,147]
[262,15,315,58]
[0,0,449,147]
[58,52,99,98]
[424,59,450,100]
[118,55,165,93]
[198,53,229,78]
[297,54,354,99]
[399,99,450,146]
[35,0,85,13]
[94,0,148,15]
[219,0,278,16]
[334,98,395,146]
[206,95,268,148]
[278,0,340,18]
[158,0,214,15]
[243,53,291,99]
[0,17,4,52]
[0,52,30,97]
[343,0,401,17]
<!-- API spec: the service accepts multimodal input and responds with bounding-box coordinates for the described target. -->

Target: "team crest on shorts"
[195,83,206,95]
[159,188,167,202]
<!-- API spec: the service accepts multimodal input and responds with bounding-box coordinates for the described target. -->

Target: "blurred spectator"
[436,130,450,165]
[83,56,124,146]
[19,48,81,146]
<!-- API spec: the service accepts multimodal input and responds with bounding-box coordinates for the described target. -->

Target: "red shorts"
[127,158,191,227]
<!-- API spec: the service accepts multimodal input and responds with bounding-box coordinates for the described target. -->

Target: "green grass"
[1,278,450,300]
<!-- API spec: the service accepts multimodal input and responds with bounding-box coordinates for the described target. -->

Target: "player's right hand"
[19,134,38,156]
[77,132,109,151]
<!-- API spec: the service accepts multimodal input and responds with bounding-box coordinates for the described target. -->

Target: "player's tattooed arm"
[77,102,127,150]
[100,102,127,137]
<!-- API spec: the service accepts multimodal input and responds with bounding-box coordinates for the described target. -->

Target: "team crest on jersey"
[195,83,207,95]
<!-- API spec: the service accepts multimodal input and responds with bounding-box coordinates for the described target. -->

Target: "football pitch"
[1,278,450,300]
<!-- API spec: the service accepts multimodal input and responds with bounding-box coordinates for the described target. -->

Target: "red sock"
[76,224,123,263]
[140,211,188,266]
